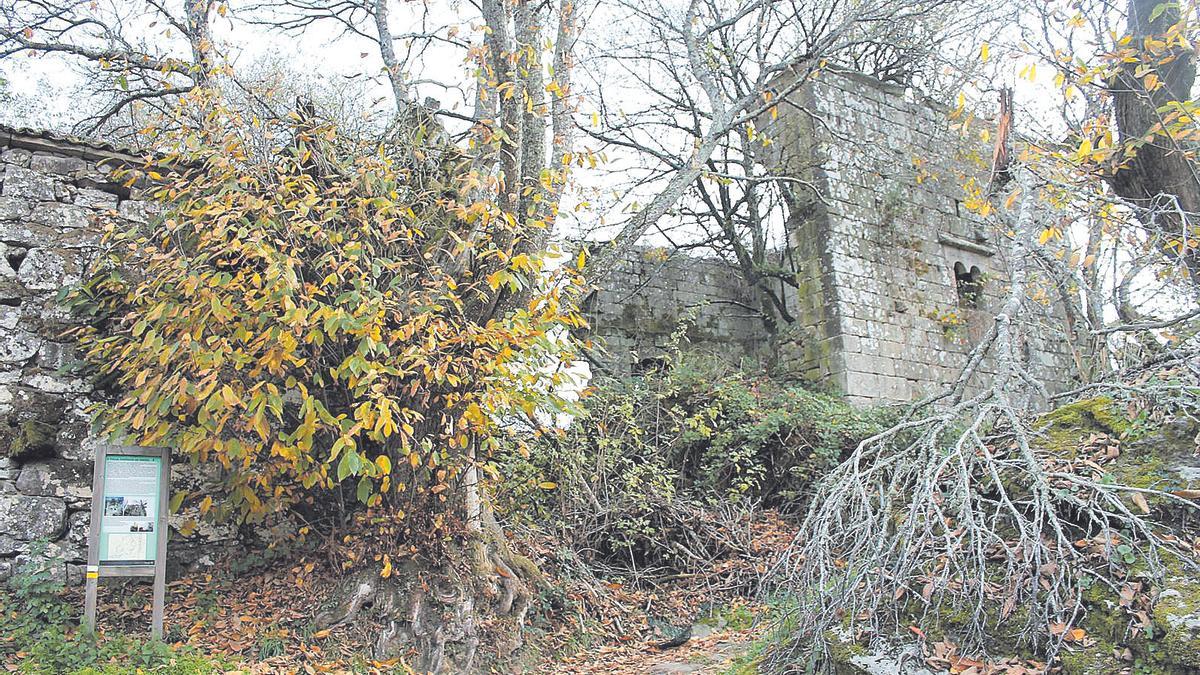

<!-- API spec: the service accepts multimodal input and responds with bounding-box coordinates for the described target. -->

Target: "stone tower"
[584,70,1074,405]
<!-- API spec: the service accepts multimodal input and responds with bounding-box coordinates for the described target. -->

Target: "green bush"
[500,353,894,572]
[1,548,228,674]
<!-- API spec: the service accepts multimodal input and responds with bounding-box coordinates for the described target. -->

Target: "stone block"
[1,165,58,201]
[1,148,31,166]
[0,327,42,364]
[0,221,55,247]
[56,227,102,250]
[30,202,91,230]
[35,341,75,371]
[30,153,87,176]
[117,199,160,224]
[16,248,75,291]
[74,188,119,210]
[0,494,67,540]
[0,196,32,220]
[57,425,96,463]
[23,373,90,394]
[15,459,90,498]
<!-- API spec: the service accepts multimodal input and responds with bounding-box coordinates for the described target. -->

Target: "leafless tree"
[766,167,1200,671]
[0,0,216,136]
[572,0,1014,340]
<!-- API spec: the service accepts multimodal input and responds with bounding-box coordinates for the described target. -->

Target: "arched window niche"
[953,262,984,309]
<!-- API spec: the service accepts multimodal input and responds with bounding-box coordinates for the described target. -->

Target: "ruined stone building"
[583,70,1074,405]
[0,71,1074,581]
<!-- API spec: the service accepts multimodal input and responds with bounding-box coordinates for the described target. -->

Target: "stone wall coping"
[0,124,148,167]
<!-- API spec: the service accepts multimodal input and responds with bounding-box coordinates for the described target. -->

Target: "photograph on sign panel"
[117,498,149,517]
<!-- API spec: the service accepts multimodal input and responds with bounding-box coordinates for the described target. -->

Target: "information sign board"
[82,445,170,639]
[99,455,162,563]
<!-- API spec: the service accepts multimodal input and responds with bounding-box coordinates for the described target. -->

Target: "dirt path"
[551,626,761,674]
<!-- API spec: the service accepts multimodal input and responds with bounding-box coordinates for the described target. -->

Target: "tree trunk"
[1109,0,1200,278]
[312,515,539,672]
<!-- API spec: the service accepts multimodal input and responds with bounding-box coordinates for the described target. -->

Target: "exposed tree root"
[312,506,540,673]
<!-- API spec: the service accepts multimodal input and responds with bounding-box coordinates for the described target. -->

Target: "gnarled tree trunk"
[313,501,541,673]
[1109,0,1200,278]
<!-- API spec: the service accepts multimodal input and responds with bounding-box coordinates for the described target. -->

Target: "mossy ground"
[788,398,1200,674]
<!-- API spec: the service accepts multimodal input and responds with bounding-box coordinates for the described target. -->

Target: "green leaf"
[169,491,187,514]
[336,450,357,481]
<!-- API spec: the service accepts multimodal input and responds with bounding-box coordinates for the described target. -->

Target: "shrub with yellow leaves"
[68,89,586,555]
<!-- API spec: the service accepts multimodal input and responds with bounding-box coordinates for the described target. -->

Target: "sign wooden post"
[82,445,170,640]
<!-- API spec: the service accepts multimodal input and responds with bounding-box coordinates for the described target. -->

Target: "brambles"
[501,353,892,579]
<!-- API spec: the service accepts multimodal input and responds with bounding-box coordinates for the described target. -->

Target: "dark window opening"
[954,262,984,309]
[633,356,667,376]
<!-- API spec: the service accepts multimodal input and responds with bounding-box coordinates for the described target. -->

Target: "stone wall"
[583,71,1075,404]
[0,127,234,585]
[761,70,1074,405]
[582,245,767,375]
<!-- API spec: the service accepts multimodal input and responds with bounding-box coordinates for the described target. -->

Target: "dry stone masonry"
[0,127,241,585]
[0,127,149,584]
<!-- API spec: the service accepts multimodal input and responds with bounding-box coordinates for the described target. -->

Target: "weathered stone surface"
[57,422,96,462]
[0,534,20,555]
[0,243,17,279]
[0,195,32,220]
[29,153,87,176]
[55,227,103,250]
[1,165,58,201]
[0,388,65,461]
[0,327,41,364]
[0,494,67,540]
[66,510,89,547]
[35,341,74,370]
[23,373,90,394]
[16,248,73,291]
[0,220,54,247]
[15,459,90,498]
[1,148,31,166]
[75,188,119,210]
[117,199,161,224]
[30,202,91,230]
